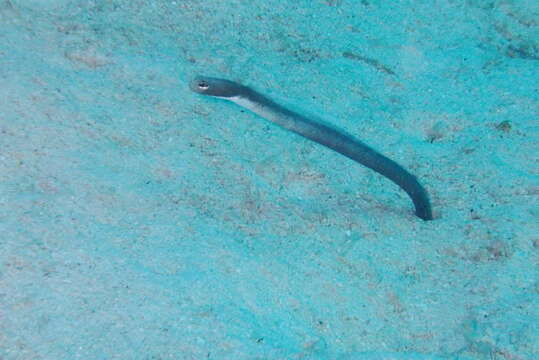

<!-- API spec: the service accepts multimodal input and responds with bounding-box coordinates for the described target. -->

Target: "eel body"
[189,76,433,221]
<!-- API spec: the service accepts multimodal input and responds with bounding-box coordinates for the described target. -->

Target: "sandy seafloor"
[1,0,538,359]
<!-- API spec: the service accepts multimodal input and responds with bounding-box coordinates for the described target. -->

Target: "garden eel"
[189,76,433,221]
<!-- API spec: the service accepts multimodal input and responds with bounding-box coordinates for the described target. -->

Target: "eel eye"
[197,80,209,90]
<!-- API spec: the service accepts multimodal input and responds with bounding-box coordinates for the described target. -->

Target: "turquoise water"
[1,1,538,359]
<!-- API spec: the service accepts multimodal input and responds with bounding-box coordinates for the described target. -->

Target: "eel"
[189,76,433,221]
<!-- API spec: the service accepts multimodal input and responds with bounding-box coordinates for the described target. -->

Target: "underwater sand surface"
[1,1,538,359]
